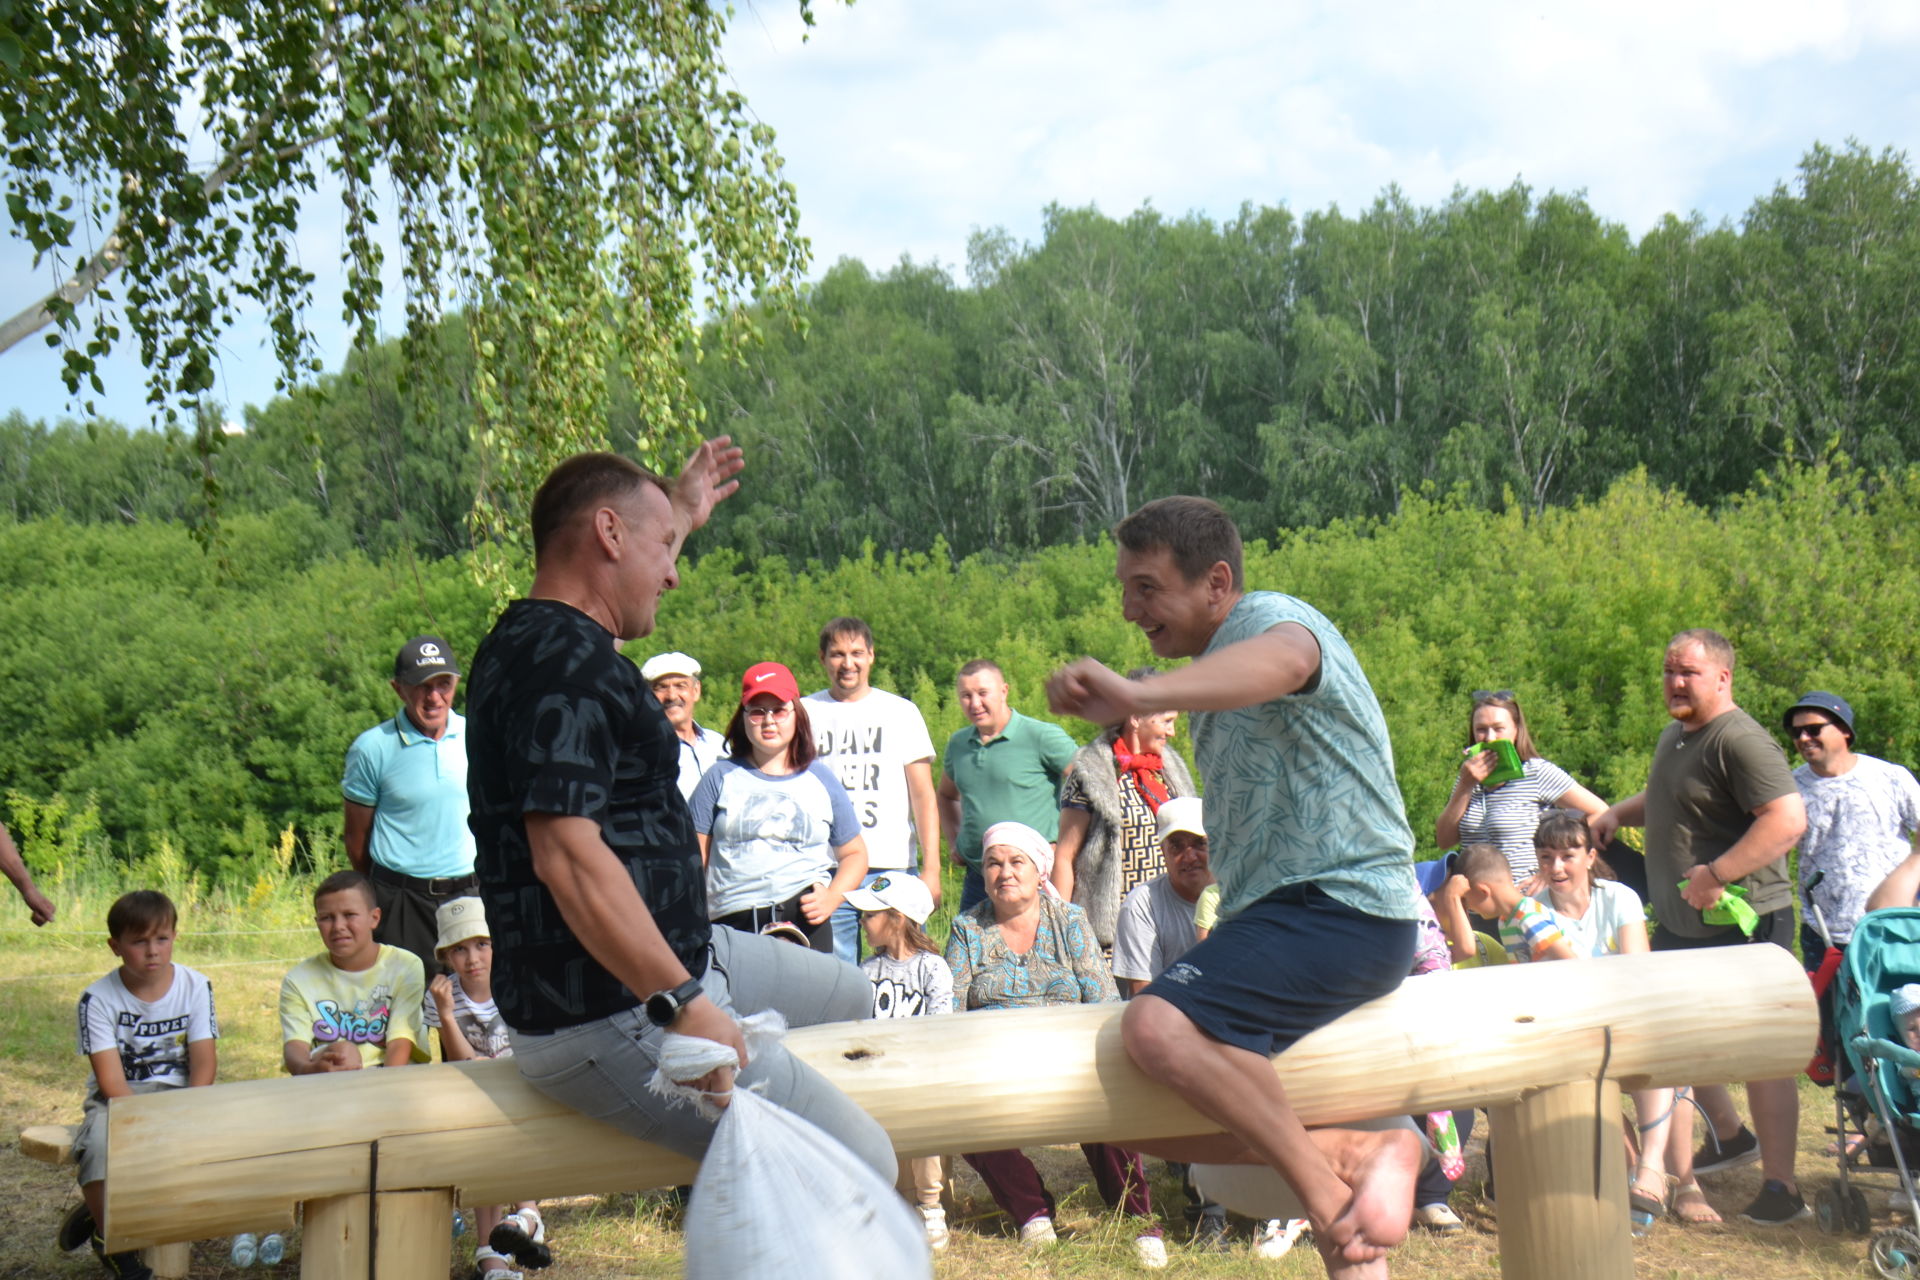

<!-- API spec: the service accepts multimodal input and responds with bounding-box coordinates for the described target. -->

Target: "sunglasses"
[745,704,794,722]
[1788,721,1835,740]
[1471,689,1516,703]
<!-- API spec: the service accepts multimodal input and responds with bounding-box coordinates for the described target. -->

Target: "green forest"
[3,140,1919,884]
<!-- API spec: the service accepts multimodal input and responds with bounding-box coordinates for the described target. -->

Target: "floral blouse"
[944,893,1117,1010]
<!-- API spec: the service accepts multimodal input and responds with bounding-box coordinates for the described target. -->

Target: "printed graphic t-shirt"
[76,964,218,1098]
[805,688,937,870]
[279,945,427,1068]
[465,598,710,1033]
[422,970,513,1059]
[861,951,954,1019]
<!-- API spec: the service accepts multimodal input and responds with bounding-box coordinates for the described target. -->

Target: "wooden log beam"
[105,945,1813,1251]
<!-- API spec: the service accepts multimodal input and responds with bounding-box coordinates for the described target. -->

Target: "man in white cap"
[641,651,727,801]
[1111,796,1214,999]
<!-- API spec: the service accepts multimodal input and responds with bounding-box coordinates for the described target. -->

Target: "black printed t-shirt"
[466,598,710,1032]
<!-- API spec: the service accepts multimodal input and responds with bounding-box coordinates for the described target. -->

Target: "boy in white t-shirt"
[69,890,218,1279]
[425,897,549,1278]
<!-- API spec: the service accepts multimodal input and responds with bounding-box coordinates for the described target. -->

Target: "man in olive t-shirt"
[1592,628,1807,1226]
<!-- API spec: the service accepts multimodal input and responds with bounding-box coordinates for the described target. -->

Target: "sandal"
[1672,1181,1722,1225]
[1629,1165,1672,1236]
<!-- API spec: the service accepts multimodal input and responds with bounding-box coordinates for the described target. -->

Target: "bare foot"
[1314,1127,1422,1261]
[1673,1182,1722,1225]
[1317,1235,1390,1280]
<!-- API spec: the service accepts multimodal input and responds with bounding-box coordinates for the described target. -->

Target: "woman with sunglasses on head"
[1436,690,1608,886]
[688,662,869,954]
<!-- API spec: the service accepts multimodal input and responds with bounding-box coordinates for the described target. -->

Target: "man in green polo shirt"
[938,659,1078,913]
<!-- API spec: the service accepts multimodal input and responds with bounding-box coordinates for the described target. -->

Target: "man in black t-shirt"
[465,444,894,1182]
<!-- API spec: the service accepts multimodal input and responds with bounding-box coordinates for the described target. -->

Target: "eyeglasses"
[1471,689,1516,703]
[1788,721,1833,740]
[745,704,793,722]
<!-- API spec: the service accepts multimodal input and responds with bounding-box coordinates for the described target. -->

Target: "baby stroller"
[1826,906,1920,1278]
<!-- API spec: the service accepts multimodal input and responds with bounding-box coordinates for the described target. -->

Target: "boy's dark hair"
[1457,844,1514,886]
[819,617,875,655]
[313,869,377,910]
[107,890,177,939]
[529,452,670,559]
[1114,496,1245,591]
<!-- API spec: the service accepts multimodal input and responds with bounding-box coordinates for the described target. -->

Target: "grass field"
[0,883,1899,1279]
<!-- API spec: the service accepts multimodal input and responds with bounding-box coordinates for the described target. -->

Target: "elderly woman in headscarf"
[945,821,1165,1265]
[1052,668,1197,953]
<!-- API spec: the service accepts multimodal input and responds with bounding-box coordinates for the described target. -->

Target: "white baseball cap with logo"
[843,873,936,925]
[1155,796,1206,846]
[641,651,702,683]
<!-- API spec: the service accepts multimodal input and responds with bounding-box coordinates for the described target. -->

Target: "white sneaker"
[1134,1234,1168,1269]
[257,1233,286,1265]
[1253,1218,1309,1260]
[1414,1201,1465,1233]
[229,1233,258,1267]
[920,1204,950,1252]
[1018,1215,1058,1246]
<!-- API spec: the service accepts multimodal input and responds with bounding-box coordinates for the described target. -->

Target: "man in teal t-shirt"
[938,659,1077,914]
[1047,496,1424,1280]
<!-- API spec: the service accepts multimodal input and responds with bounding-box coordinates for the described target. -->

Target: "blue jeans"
[507,927,895,1181]
[957,866,988,915]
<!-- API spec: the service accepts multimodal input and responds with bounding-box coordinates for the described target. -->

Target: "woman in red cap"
[687,662,870,953]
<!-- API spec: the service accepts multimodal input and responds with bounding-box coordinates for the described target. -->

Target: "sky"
[4,0,1919,429]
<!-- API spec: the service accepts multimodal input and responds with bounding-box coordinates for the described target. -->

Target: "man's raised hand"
[1047,657,1140,727]
[670,436,746,536]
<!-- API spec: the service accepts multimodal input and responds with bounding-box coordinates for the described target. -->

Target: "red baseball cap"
[740,661,800,705]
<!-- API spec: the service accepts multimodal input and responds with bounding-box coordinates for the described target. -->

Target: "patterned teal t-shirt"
[1190,591,1422,923]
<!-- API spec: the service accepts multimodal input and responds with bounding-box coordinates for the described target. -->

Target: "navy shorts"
[1141,881,1418,1056]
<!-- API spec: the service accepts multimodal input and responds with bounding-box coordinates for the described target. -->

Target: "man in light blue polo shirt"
[343,635,478,975]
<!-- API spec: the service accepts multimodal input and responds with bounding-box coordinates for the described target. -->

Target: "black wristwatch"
[645,978,703,1027]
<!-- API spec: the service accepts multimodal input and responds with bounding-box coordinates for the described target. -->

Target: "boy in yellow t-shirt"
[280,870,426,1073]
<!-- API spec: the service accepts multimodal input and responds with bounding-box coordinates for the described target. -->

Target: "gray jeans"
[509,927,896,1183]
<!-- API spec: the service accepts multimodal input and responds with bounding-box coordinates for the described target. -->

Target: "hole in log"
[843,1048,877,1061]
[1514,1015,1536,1023]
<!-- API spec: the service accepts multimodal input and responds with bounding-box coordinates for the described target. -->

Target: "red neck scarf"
[1113,737,1171,811]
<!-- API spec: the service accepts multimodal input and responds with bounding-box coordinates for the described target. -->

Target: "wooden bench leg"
[299,1189,453,1280]
[142,1241,191,1279]
[1489,1079,1633,1280]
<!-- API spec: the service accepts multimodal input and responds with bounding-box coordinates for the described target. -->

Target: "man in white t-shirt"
[1787,691,1920,961]
[805,617,941,964]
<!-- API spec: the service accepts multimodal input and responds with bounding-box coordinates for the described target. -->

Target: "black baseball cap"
[1783,691,1854,737]
[395,635,461,685]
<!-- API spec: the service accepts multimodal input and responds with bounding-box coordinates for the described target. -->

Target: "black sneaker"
[1692,1125,1760,1175]
[1739,1179,1811,1225]
[58,1202,96,1254]
[90,1232,154,1280]
[1190,1209,1229,1252]
[489,1209,552,1270]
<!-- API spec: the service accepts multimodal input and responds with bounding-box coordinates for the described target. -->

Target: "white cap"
[434,897,489,953]
[1156,796,1206,846]
[641,651,701,682]
[843,873,936,925]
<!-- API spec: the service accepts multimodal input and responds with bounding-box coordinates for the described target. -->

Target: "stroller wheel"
[1853,1187,1877,1235]
[1871,1226,1920,1279]
[1819,1185,1845,1235]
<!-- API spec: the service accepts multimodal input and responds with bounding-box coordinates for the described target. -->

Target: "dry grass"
[0,897,1899,1278]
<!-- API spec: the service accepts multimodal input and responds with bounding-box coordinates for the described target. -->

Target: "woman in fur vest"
[1051,667,1198,951]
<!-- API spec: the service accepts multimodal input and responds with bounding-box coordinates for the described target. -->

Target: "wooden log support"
[1489,1079,1634,1280]
[300,1190,452,1280]
[103,945,1814,1277]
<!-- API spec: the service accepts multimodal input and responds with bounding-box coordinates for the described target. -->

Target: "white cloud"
[5,0,1917,424]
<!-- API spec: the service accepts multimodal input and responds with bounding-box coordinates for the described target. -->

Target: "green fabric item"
[942,709,1077,869]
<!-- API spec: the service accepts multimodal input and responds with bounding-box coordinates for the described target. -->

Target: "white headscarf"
[981,821,1060,899]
